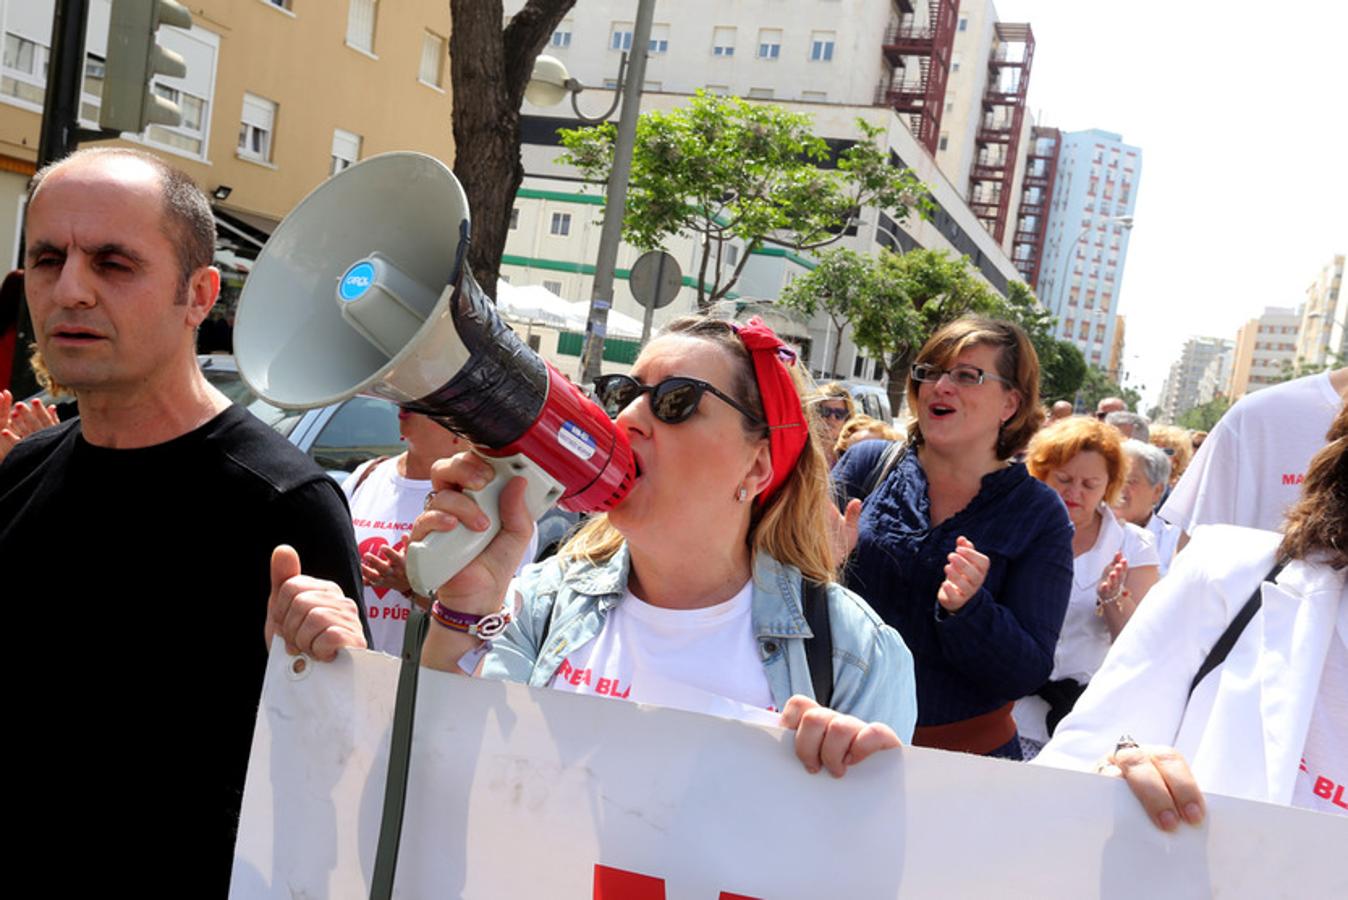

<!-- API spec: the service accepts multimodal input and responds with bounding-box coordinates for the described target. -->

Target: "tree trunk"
[830,316,846,380]
[885,347,914,423]
[450,0,575,298]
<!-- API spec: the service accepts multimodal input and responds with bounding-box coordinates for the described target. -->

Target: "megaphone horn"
[234,152,634,595]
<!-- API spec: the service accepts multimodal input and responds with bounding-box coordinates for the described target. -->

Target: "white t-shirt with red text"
[1291,599,1347,815]
[343,458,430,655]
[549,579,779,726]
[1161,370,1341,535]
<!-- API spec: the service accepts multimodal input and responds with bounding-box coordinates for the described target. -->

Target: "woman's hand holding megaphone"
[412,451,536,615]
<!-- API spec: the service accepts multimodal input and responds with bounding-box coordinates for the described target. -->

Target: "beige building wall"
[0,0,453,248]
[1295,253,1345,368]
[1227,306,1301,399]
[935,0,996,193]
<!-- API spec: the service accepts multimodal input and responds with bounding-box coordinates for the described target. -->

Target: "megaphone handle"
[404,453,564,598]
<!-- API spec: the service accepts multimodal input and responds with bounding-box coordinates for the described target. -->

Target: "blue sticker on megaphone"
[339,261,377,301]
[558,421,597,461]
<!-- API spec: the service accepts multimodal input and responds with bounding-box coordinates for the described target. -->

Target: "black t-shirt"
[0,405,364,894]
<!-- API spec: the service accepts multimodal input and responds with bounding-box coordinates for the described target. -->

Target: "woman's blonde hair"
[1025,415,1128,506]
[1148,424,1194,484]
[562,316,839,583]
[835,415,900,457]
[906,316,1042,460]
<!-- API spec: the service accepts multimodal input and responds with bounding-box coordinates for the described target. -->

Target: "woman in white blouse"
[1015,416,1160,756]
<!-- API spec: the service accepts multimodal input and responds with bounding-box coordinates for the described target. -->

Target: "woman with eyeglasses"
[1015,417,1160,758]
[834,317,1074,759]
[814,382,856,466]
[269,316,917,778]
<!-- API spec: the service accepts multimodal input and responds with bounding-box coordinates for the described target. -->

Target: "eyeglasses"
[592,374,764,426]
[817,404,850,422]
[910,363,1013,388]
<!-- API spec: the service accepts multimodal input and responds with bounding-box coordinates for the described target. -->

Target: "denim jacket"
[480,545,918,741]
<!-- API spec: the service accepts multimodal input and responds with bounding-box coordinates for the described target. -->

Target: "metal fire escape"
[967,22,1034,244]
[1012,125,1060,288]
[877,0,960,156]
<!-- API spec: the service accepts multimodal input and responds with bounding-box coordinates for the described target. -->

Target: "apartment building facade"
[1035,128,1142,371]
[0,0,454,275]
[508,0,1052,379]
[1228,306,1302,399]
[1159,335,1232,422]
[1295,253,1345,369]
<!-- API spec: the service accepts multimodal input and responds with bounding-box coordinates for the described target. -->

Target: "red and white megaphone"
[233,152,633,595]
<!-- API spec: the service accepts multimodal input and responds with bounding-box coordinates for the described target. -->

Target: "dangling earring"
[736,485,749,503]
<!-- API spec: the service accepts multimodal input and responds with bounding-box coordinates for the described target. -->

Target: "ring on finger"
[1114,734,1139,754]
[423,490,438,511]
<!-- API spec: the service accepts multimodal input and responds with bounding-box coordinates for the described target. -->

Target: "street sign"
[628,250,682,310]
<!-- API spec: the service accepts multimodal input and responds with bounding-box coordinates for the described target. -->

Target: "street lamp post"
[528,0,656,385]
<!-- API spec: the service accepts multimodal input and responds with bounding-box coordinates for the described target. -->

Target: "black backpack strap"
[802,579,834,709]
[1188,559,1288,699]
[859,441,907,500]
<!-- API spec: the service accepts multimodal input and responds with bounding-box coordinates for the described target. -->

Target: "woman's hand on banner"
[780,695,902,778]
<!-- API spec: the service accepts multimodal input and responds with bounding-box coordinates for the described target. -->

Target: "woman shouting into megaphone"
[269,315,917,777]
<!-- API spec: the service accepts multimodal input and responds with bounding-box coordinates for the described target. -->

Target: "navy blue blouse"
[835,440,1074,728]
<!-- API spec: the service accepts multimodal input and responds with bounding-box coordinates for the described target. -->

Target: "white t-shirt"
[1291,599,1347,815]
[344,457,540,655]
[1161,370,1342,534]
[1014,506,1159,744]
[1145,514,1181,576]
[549,579,779,726]
[343,458,429,655]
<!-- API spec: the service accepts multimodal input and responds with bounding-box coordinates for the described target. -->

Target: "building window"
[801,90,827,102]
[938,134,949,151]
[509,207,519,230]
[810,31,835,62]
[2,32,48,106]
[238,93,276,162]
[705,83,730,95]
[550,212,572,236]
[959,17,969,31]
[551,21,573,48]
[419,32,446,87]
[542,279,564,295]
[951,52,961,72]
[331,128,361,174]
[757,29,782,60]
[147,84,208,156]
[610,22,634,51]
[266,0,294,10]
[346,0,377,54]
[712,27,736,57]
[648,24,670,53]
[748,87,774,99]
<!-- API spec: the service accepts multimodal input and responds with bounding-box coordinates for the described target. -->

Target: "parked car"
[846,382,894,424]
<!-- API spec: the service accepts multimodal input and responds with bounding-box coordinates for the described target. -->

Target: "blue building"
[1035,129,1142,375]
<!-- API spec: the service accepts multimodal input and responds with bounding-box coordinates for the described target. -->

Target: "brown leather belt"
[912,702,1016,755]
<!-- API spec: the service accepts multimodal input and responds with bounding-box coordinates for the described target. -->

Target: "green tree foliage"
[996,280,1086,402]
[847,248,1003,414]
[559,92,929,308]
[777,247,877,378]
[1177,396,1232,431]
[1077,366,1142,413]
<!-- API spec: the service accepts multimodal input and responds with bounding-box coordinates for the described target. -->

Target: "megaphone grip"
[405,454,564,597]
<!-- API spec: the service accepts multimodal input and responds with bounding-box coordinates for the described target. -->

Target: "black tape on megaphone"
[402,221,548,448]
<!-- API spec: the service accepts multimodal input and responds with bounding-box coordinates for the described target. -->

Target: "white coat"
[1034,524,1347,806]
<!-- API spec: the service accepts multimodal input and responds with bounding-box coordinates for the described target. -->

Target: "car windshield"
[202,366,306,437]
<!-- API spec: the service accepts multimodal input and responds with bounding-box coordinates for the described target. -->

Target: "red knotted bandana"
[733,317,808,506]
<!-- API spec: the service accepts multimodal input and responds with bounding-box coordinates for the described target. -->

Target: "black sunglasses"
[593,374,763,426]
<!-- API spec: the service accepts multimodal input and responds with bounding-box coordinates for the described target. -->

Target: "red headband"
[733,317,808,506]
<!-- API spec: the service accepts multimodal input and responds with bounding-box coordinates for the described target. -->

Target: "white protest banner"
[231,641,1347,898]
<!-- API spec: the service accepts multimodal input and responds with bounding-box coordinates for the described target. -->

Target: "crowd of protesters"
[0,149,1342,895]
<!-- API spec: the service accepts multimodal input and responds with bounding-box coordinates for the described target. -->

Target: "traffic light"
[99,0,193,134]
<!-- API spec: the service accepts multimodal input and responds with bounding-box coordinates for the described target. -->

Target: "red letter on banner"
[593,864,665,899]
